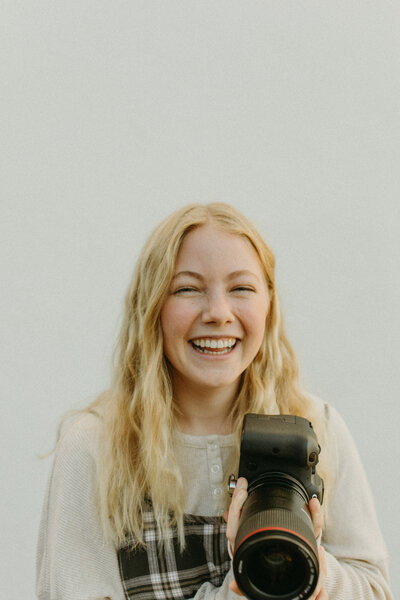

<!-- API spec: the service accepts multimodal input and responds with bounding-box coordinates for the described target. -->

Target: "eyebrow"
[172,270,261,282]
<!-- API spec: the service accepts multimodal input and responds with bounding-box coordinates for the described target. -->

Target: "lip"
[188,335,241,342]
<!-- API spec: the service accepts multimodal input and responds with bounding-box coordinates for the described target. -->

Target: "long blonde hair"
[61,203,330,550]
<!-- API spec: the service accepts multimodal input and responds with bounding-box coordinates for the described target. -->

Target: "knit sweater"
[36,401,393,599]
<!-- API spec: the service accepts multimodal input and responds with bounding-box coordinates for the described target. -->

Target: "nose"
[201,290,234,325]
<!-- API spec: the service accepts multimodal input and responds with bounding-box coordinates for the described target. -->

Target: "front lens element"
[246,539,309,597]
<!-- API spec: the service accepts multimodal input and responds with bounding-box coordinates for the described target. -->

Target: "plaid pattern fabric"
[118,509,230,600]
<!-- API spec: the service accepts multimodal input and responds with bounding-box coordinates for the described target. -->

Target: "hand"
[308,497,329,599]
[223,487,329,598]
[223,477,248,596]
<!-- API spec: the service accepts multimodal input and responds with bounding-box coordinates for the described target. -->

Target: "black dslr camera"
[228,414,324,600]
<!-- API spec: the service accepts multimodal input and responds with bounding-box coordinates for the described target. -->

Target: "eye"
[173,286,199,295]
[231,286,255,293]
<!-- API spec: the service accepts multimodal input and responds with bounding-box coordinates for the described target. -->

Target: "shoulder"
[38,413,105,540]
[307,395,354,444]
[319,400,359,458]
[54,411,103,471]
[310,398,376,505]
[305,396,363,481]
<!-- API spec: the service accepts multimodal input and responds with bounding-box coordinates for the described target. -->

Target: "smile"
[190,337,238,354]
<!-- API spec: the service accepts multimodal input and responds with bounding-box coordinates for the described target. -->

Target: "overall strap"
[118,510,230,600]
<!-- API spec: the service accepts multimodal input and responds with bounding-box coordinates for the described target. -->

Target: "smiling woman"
[36,203,393,600]
[160,225,270,434]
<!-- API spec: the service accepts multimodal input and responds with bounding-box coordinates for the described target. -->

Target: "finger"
[226,489,248,543]
[232,477,248,496]
[226,478,248,546]
[319,545,327,580]
[229,579,244,596]
[310,546,327,599]
[228,477,248,509]
[308,497,324,540]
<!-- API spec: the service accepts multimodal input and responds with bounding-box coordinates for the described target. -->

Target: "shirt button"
[211,464,220,473]
[213,487,223,497]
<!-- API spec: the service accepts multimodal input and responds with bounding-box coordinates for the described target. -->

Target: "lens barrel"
[233,476,319,600]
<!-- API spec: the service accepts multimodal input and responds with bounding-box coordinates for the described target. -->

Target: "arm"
[36,414,125,600]
[321,404,393,599]
[201,406,393,600]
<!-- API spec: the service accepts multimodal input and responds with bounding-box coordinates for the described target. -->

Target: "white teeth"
[191,337,237,353]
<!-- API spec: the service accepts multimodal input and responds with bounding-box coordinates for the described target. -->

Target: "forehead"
[174,225,263,275]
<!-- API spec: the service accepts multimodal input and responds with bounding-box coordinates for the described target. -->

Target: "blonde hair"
[60,203,331,550]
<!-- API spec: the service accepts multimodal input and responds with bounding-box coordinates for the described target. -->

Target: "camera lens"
[245,538,312,597]
[233,478,319,600]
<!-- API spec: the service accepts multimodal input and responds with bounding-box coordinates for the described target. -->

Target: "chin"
[195,374,241,391]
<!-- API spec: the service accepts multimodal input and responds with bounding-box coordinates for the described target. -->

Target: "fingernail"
[236,478,247,490]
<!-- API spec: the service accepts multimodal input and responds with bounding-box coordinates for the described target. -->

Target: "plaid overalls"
[118,508,230,599]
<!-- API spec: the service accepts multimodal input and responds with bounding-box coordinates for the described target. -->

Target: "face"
[160,224,270,396]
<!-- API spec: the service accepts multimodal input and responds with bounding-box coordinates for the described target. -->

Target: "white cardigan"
[36,401,393,599]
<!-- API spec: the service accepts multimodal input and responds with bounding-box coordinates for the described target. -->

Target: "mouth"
[189,337,238,355]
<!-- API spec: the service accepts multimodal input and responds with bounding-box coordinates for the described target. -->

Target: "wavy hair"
[63,203,330,550]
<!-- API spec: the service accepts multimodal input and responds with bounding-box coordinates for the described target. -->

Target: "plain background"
[1,2,399,598]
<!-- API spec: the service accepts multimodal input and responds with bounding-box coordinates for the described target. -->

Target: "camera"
[228,414,324,600]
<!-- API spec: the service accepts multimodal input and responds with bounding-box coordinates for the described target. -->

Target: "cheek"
[160,300,195,345]
[160,305,177,348]
[242,301,269,345]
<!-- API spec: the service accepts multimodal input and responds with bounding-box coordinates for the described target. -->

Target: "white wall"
[2,2,399,598]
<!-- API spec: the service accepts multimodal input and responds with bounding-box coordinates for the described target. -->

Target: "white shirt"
[36,401,393,599]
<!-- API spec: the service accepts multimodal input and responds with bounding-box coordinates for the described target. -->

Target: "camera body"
[237,413,323,502]
[230,414,324,600]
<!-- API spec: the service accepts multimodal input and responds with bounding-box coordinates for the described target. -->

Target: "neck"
[173,378,239,436]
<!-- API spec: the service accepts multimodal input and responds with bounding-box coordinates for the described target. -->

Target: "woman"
[36,203,392,599]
